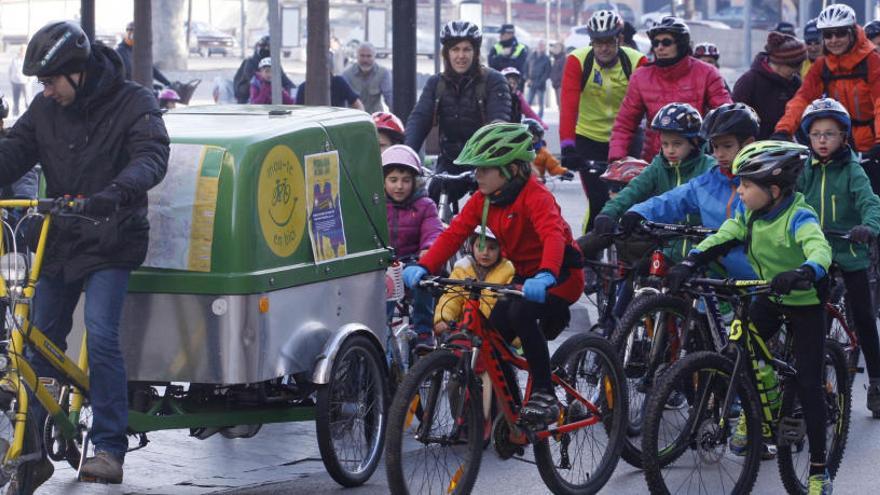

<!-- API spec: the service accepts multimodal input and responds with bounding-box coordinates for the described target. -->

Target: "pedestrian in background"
[296,53,364,110]
[802,19,822,77]
[7,45,28,116]
[233,35,295,104]
[525,39,551,118]
[488,23,529,87]
[549,42,566,108]
[250,57,294,104]
[342,42,392,114]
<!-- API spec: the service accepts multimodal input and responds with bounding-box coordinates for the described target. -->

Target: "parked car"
[708,6,779,30]
[187,21,235,57]
[564,24,652,54]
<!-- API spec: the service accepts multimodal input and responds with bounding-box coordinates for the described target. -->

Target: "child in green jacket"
[665,141,834,493]
[797,97,880,416]
[590,102,714,261]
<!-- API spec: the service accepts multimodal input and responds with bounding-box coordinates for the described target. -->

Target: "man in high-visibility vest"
[489,24,529,89]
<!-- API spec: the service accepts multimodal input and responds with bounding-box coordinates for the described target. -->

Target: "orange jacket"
[532,147,569,177]
[775,26,880,152]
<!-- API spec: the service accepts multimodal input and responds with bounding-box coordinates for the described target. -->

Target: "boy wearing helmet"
[523,118,572,182]
[382,145,444,343]
[666,141,833,493]
[797,98,880,417]
[249,57,294,104]
[372,111,405,153]
[592,102,714,261]
[620,103,762,281]
[404,123,585,426]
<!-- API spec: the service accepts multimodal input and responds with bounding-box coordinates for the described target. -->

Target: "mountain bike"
[384,276,628,494]
[641,277,851,495]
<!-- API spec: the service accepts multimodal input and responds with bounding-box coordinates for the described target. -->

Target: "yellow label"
[729,319,743,341]
[258,145,307,257]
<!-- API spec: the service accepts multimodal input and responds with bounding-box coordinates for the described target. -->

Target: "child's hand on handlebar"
[434,321,450,336]
[770,266,815,295]
[665,258,698,292]
[523,271,556,303]
[848,225,876,244]
[402,265,428,290]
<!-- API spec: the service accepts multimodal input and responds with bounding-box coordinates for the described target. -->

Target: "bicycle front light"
[0,253,28,288]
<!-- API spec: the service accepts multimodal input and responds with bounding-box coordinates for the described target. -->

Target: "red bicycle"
[384,277,628,494]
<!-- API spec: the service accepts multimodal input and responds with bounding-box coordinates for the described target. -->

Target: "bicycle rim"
[642,351,762,495]
[385,351,482,495]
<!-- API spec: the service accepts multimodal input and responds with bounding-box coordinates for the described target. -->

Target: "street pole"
[81,0,95,42]
[305,0,329,105]
[545,0,550,42]
[744,0,752,68]
[268,0,281,105]
[240,0,246,59]
[506,0,512,23]
[434,0,440,75]
[866,0,873,23]
[799,0,808,30]
[186,0,192,53]
[392,0,416,122]
[132,0,153,88]
[556,0,561,41]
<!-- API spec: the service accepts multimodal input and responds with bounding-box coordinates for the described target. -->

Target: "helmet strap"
[64,71,85,97]
[479,198,490,250]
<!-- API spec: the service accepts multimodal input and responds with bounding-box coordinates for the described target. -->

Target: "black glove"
[768,132,792,142]
[577,232,613,259]
[849,225,876,244]
[665,259,697,293]
[620,211,645,235]
[84,184,130,217]
[592,214,616,235]
[560,170,575,181]
[561,145,584,171]
[862,144,880,162]
[770,266,815,295]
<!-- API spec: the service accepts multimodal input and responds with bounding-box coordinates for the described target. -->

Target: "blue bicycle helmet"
[799,97,851,140]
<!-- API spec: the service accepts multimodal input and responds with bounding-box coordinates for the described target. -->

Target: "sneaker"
[521,390,560,427]
[807,470,833,495]
[866,384,880,416]
[79,451,123,484]
[665,390,687,410]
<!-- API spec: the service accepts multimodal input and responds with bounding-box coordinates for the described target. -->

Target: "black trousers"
[842,268,880,378]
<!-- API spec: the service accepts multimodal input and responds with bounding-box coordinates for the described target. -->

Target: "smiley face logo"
[258,145,306,257]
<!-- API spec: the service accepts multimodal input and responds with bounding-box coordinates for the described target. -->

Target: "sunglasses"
[822,29,850,40]
[651,38,675,48]
[806,40,821,46]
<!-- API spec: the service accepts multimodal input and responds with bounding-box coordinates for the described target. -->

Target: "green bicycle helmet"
[731,140,809,191]
[454,122,536,171]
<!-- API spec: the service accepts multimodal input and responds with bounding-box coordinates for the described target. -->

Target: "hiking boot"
[79,451,123,484]
[807,470,832,495]
[521,390,560,427]
[866,383,880,417]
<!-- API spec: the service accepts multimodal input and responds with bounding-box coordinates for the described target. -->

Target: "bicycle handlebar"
[427,171,475,183]
[683,276,813,295]
[641,220,717,237]
[419,276,524,297]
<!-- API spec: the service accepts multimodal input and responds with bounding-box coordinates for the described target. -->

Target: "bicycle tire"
[611,293,705,469]
[3,403,41,494]
[533,333,627,494]
[642,351,763,495]
[315,335,387,488]
[385,350,483,494]
[776,341,851,495]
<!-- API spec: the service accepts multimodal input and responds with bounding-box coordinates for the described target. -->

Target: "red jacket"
[419,176,584,303]
[775,26,880,152]
[608,56,732,161]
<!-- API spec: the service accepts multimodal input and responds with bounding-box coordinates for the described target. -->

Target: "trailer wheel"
[315,334,387,487]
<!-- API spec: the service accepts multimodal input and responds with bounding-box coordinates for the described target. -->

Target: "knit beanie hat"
[765,31,807,66]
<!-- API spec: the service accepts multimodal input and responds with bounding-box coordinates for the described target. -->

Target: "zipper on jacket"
[820,165,827,227]
[832,194,837,222]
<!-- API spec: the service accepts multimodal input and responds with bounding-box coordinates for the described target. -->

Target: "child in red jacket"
[403,123,585,426]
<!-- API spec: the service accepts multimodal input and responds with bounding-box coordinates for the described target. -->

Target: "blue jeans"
[527,84,546,119]
[30,268,131,460]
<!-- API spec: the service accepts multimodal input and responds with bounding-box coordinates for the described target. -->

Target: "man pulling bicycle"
[0,21,169,486]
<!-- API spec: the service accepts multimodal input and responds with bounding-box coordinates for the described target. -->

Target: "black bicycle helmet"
[651,102,702,138]
[866,20,880,39]
[440,20,482,50]
[701,103,760,141]
[731,141,809,192]
[646,16,691,56]
[522,118,544,140]
[23,21,90,77]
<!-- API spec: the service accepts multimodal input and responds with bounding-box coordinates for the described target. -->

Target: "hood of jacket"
[825,25,875,73]
[750,52,801,88]
[652,147,707,174]
[71,43,126,112]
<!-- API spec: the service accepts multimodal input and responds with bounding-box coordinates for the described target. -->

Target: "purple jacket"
[386,189,443,257]
[249,75,294,104]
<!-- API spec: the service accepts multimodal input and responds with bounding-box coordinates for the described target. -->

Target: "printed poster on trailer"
[305,150,348,263]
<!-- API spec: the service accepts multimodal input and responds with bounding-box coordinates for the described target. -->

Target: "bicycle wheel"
[612,293,705,469]
[1,398,42,494]
[385,350,482,494]
[533,333,627,494]
[826,303,859,379]
[777,341,851,495]
[315,334,387,487]
[642,351,763,495]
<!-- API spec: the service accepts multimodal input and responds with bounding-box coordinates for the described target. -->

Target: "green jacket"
[797,148,880,272]
[601,150,714,261]
[696,192,832,306]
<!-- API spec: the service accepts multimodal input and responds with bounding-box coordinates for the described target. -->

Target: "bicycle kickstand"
[75,429,91,482]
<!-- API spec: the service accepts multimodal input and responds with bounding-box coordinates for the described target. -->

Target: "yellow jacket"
[434,256,516,324]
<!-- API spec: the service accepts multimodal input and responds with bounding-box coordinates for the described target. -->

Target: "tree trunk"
[152,0,188,71]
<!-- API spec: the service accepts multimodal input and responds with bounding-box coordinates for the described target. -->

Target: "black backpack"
[820,58,872,127]
[580,48,634,91]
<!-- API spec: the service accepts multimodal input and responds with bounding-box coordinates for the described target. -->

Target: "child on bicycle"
[796,97,880,416]
[404,122,585,426]
[383,145,444,344]
[666,141,834,493]
[523,118,574,183]
[373,111,406,153]
[620,103,761,279]
[582,102,714,261]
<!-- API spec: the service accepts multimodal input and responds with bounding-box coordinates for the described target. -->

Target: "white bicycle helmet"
[500,67,521,78]
[816,4,856,29]
[587,10,624,39]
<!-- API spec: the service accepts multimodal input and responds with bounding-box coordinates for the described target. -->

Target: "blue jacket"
[630,166,758,279]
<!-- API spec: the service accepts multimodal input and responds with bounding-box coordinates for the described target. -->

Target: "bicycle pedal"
[777,416,806,446]
[856,366,865,374]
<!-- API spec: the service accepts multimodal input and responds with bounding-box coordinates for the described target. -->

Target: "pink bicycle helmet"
[601,157,649,188]
[158,88,181,102]
[381,144,423,176]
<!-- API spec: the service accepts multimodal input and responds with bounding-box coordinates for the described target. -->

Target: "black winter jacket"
[404,67,511,162]
[232,46,295,104]
[0,43,169,281]
[732,53,802,140]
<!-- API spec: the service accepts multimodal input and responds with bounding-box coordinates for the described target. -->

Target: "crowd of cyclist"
[370,4,880,493]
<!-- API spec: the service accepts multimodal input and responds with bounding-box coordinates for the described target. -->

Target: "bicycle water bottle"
[756,361,781,414]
